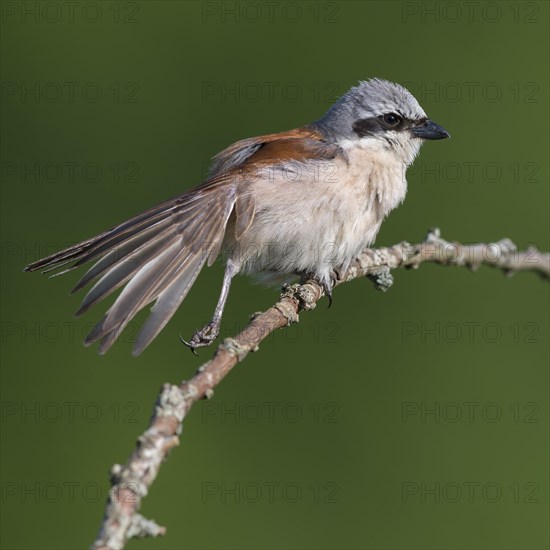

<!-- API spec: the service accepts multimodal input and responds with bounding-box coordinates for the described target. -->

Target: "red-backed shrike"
[26,78,449,356]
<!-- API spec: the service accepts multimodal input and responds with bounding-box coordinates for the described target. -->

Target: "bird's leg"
[181,259,239,355]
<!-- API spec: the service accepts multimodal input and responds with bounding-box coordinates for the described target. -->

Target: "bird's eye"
[383,113,401,127]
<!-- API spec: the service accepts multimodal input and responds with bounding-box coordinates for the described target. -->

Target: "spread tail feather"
[25,179,240,354]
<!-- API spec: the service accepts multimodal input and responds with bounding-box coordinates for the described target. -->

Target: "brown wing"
[25,125,340,355]
[209,127,342,249]
[207,126,338,177]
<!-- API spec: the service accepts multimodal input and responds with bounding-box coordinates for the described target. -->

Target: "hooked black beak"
[412,119,450,140]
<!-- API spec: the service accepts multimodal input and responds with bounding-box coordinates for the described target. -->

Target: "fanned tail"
[25,181,237,355]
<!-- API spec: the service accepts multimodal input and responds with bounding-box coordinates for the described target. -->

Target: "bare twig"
[92,228,549,549]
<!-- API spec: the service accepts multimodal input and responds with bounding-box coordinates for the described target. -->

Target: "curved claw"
[323,284,333,309]
[180,320,220,356]
[179,334,199,356]
[323,273,339,309]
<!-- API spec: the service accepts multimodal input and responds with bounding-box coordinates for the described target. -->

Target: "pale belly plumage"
[226,145,409,285]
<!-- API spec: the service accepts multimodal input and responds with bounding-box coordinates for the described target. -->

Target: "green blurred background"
[1,1,548,548]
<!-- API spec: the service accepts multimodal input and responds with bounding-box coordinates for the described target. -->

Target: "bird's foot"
[323,268,343,308]
[300,269,341,308]
[180,320,220,355]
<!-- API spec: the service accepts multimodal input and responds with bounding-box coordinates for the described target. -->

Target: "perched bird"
[25,78,450,356]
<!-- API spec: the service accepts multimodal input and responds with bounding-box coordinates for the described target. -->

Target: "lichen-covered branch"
[92,228,549,549]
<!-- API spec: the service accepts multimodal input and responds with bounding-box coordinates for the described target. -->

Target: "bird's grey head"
[315,78,449,165]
